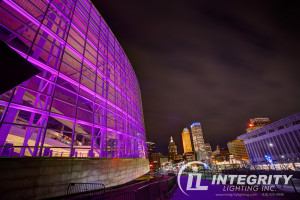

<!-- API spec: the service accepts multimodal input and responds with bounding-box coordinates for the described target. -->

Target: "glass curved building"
[0,0,147,159]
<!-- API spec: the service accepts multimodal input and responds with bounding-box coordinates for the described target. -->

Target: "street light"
[269,143,273,147]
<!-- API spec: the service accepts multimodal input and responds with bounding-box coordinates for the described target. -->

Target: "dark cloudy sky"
[92,0,300,154]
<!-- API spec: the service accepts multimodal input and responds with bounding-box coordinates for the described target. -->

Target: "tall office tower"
[182,128,193,155]
[168,136,177,161]
[191,123,207,162]
[246,118,270,133]
[227,140,249,162]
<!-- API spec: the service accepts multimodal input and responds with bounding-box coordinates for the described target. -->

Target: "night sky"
[92,0,300,154]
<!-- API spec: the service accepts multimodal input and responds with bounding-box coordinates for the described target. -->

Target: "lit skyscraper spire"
[170,136,174,143]
[168,136,177,161]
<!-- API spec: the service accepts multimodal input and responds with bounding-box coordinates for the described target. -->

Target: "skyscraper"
[246,118,270,133]
[182,128,193,154]
[191,123,207,162]
[168,136,177,161]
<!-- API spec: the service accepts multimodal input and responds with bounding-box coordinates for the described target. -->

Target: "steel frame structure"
[0,0,147,158]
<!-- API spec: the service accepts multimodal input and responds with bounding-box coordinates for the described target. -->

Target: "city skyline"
[93,0,300,154]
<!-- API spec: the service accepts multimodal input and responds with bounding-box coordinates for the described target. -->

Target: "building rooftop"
[191,122,201,128]
[183,128,189,132]
[238,112,300,140]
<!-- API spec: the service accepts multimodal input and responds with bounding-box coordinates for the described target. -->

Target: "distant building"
[238,113,300,168]
[160,154,168,165]
[205,143,213,164]
[147,142,155,153]
[191,123,207,162]
[183,152,195,162]
[177,154,183,162]
[168,136,178,162]
[147,141,155,163]
[205,143,213,157]
[227,140,249,163]
[213,145,230,163]
[182,128,193,155]
[151,152,161,170]
[246,118,270,133]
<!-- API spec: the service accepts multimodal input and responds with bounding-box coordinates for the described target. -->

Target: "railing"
[31,183,105,200]
[104,176,178,200]
[66,183,105,200]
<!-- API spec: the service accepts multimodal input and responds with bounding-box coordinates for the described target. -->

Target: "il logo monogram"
[177,161,210,196]
[186,173,208,190]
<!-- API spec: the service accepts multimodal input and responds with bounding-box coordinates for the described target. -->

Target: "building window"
[292,120,300,126]
[258,132,266,136]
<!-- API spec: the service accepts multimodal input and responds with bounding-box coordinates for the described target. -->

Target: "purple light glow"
[0,0,146,158]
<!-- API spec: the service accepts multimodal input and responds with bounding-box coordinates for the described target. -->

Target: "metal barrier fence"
[66,183,105,200]
[31,184,70,200]
[104,176,178,200]
[14,176,175,199]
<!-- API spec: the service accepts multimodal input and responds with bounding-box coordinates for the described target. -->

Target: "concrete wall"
[0,158,149,199]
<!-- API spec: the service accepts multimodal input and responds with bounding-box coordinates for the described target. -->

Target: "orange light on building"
[149,164,153,167]
[249,124,253,127]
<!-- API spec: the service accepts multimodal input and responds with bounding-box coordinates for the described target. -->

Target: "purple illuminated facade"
[0,0,147,158]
